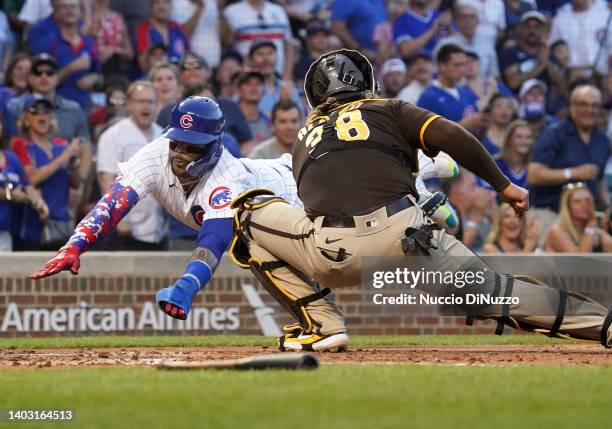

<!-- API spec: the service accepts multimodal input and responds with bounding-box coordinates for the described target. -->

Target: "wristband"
[5,183,12,201]
[182,260,213,291]
[563,168,572,180]
[465,220,479,229]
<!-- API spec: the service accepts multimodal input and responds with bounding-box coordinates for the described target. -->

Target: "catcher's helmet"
[304,49,377,108]
[163,96,224,176]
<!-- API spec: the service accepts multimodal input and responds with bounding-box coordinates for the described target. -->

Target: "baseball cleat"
[278,329,349,352]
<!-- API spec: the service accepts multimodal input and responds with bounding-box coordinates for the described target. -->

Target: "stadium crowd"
[0,0,610,254]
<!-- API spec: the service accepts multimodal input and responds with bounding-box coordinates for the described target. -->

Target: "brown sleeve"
[395,100,440,158]
[423,116,511,192]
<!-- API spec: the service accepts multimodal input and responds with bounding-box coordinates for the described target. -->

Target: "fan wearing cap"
[235,70,273,151]
[293,20,332,86]
[517,78,557,138]
[247,39,303,118]
[31,96,303,324]
[499,10,565,94]
[10,98,82,250]
[380,58,407,98]
[29,0,102,113]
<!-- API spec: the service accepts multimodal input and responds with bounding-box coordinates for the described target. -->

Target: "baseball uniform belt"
[321,195,416,228]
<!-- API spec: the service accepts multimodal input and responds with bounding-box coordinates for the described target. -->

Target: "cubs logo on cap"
[180,114,194,129]
[209,186,232,210]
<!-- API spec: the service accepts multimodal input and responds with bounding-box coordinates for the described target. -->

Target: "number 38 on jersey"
[298,108,371,153]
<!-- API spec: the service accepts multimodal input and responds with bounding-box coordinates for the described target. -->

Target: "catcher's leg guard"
[248,257,330,334]
[477,273,612,346]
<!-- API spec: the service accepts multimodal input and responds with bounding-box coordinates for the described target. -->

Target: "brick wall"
[0,253,609,337]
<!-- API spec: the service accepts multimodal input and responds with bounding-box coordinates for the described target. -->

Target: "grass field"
[0,335,609,429]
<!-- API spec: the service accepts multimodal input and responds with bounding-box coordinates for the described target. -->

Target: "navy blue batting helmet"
[163,96,225,176]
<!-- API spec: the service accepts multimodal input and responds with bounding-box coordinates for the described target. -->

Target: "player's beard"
[169,153,193,179]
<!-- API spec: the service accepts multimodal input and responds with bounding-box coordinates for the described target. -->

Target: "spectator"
[30,0,103,113]
[0,127,48,251]
[176,51,212,95]
[482,94,516,155]
[499,10,564,94]
[0,53,32,118]
[483,202,541,253]
[529,85,610,234]
[380,58,407,98]
[248,100,300,159]
[548,0,612,76]
[495,120,534,189]
[417,44,484,133]
[10,99,83,250]
[133,0,189,73]
[394,0,451,59]
[224,0,295,78]
[464,52,514,108]
[504,0,534,37]
[277,0,332,29]
[6,54,92,186]
[18,0,53,35]
[213,51,243,99]
[293,20,331,85]
[83,0,134,78]
[1,53,31,97]
[0,9,14,70]
[517,78,557,138]
[396,51,433,104]
[546,183,612,252]
[149,62,181,118]
[235,70,272,153]
[330,0,387,60]
[96,81,167,251]
[172,0,229,69]
[446,169,497,251]
[437,3,500,80]
[457,0,506,47]
[247,39,302,118]
[5,0,30,43]
[373,0,410,65]
[109,0,150,32]
[89,79,129,141]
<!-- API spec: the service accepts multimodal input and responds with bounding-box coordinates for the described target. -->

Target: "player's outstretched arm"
[31,181,140,280]
[422,117,528,216]
[156,218,233,320]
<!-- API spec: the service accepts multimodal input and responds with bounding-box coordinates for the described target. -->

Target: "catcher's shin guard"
[472,273,612,347]
[248,257,331,334]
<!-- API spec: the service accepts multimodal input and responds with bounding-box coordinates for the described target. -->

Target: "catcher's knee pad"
[229,188,288,268]
[248,257,330,334]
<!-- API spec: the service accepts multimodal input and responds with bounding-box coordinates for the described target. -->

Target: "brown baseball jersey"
[293,98,440,218]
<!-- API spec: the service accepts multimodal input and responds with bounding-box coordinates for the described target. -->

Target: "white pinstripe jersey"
[117,137,301,231]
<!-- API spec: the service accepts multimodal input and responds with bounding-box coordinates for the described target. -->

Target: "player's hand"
[499,183,529,217]
[156,277,199,320]
[31,244,81,280]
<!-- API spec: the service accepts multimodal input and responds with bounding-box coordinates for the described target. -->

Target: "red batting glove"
[31,245,81,280]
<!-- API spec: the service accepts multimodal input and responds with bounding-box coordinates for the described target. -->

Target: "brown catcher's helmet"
[304,49,377,108]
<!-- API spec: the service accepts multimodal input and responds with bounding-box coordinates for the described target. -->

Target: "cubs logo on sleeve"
[209,186,233,210]
[180,114,194,129]
[190,205,206,226]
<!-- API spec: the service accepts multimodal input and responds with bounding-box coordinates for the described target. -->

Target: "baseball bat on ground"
[157,352,319,370]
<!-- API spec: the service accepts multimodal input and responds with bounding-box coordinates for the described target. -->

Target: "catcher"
[229,49,612,352]
[30,94,460,352]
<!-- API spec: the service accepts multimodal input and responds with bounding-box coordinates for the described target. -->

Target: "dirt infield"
[1,344,611,369]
